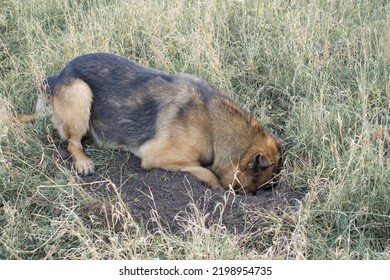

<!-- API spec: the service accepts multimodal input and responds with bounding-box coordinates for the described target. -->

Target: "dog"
[17,52,283,195]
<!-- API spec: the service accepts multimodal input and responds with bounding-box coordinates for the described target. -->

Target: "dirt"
[75,150,305,235]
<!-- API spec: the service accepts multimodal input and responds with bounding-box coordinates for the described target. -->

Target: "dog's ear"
[248,153,274,173]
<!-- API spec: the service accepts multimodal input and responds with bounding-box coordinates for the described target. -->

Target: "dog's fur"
[17,53,283,195]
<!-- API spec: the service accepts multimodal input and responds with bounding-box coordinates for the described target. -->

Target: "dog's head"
[233,133,284,195]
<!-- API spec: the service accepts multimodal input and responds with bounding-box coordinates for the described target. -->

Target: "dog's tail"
[14,75,58,123]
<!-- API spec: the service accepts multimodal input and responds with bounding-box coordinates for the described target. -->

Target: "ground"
[77,149,305,235]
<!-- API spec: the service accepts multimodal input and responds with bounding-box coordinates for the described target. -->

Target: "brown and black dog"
[17,53,283,195]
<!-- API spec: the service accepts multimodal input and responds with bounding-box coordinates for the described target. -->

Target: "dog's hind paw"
[74,159,95,176]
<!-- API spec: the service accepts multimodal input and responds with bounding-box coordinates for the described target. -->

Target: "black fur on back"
[52,53,174,147]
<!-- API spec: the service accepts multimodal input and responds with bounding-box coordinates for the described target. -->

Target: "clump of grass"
[1,0,389,259]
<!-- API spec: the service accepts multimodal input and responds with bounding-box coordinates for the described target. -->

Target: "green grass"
[1,0,389,259]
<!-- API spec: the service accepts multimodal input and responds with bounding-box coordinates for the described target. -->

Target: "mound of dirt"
[79,152,305,235]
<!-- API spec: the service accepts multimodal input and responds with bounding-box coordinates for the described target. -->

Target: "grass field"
[1,0,389,259]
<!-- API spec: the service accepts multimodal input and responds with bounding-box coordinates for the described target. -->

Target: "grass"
[1,0,389,259]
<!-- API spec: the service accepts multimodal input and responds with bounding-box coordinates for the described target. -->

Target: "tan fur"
[133,78,281,194]
[51,79,94,175]
[14,114,38,123]
[13,90,51,123]
[136,82,221,188]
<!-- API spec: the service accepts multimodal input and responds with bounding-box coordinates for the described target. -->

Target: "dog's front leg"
[180,165,223,190]
[159,164,223,191]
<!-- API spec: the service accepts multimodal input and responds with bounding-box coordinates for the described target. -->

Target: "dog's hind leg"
[52,78,94,175]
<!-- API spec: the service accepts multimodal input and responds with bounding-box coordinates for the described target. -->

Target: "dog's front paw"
[205,177,224,192]
[74,159,95,176]
[210,182,225,192]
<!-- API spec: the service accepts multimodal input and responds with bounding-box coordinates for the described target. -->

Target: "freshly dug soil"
[79,151,305,235]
